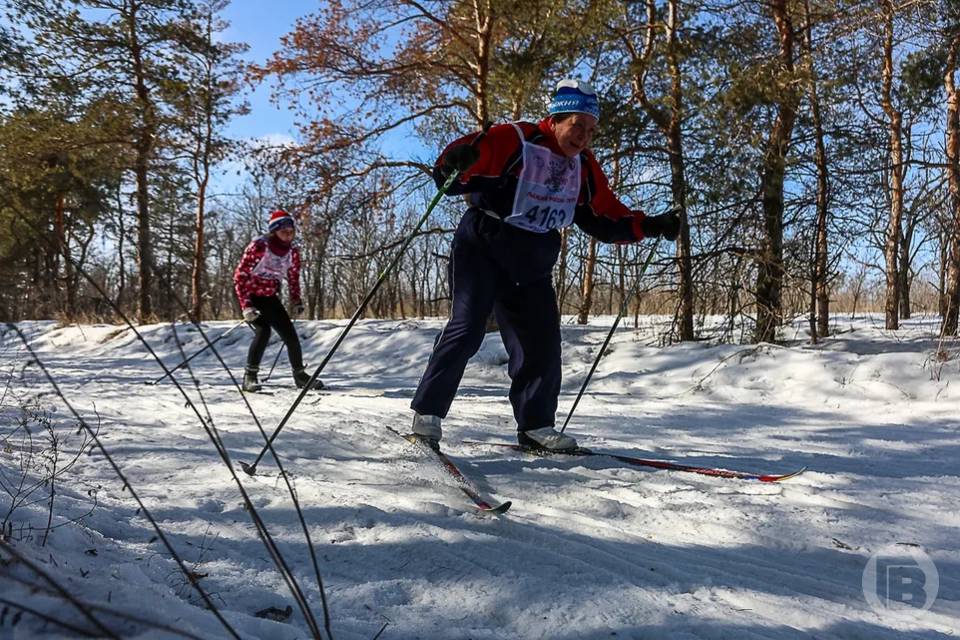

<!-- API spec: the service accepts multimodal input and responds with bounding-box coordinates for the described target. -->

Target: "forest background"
[2,0,959,346]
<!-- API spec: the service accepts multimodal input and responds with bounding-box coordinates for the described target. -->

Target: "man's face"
[549,113,598,158]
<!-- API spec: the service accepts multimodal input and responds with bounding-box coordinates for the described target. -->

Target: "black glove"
[442,144,480,173]
[292,301,305,317]
[641,212,681,241]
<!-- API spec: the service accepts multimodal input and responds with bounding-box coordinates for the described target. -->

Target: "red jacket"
[434,119,646,243]
[233,236,302,310]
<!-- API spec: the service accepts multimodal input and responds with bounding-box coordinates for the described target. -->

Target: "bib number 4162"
[524,205,565,229]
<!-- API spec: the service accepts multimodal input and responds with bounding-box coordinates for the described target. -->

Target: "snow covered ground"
[0,315,957,639]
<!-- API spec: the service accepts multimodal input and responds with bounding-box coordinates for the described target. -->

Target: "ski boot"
[411,413,442,448]
[517,427,578,453]
[293,367,324,390]
[242,367,262,393]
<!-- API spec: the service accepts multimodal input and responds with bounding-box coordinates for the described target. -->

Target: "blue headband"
[549,80,600,121]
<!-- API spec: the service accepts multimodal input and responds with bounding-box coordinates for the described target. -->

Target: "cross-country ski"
[386,426,511,514]
[466,440,808,483]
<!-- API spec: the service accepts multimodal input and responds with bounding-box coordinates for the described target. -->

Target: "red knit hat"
[267,209,294,233]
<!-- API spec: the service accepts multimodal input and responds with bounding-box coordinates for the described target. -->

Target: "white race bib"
[251,243,292,281]
[504,123,581,233]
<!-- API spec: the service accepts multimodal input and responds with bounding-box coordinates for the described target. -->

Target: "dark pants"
[411,210,562,430]
[246,295,304,372]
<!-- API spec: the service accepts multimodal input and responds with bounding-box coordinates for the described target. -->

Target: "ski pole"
[262,341,285,383]
[241,124,491,476]
[560,236,663,434]
[146,320,246,385]
[261,316,289,383]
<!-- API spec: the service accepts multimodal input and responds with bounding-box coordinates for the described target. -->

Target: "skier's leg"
[268,299,304,371]
[258,296,320,389]
[411,211,499,425]
[246,297,273,367]
[495,277,575,450]
[244,296,273,391]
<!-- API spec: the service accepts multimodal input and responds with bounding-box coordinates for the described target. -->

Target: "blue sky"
[220,1,305,143]
[5,1,305,141]
[217,2,433,167]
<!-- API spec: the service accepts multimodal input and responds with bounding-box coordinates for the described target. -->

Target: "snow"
[0,316,958,639]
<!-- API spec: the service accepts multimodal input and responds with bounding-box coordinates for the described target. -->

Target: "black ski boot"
[242,367,262,392]
[293,367,324,390]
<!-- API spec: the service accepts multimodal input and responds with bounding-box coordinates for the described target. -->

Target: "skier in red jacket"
[234,209,323,392]
[410,79,680,451]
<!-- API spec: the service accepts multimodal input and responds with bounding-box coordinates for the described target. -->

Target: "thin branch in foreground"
[0,539,118,638]
[3,325,242,640]
[0,595,98,638]
[24,217,330,639]
[143,260,334,640]
[2,571,205,639]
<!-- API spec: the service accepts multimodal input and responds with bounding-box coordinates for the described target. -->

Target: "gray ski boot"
[411,413,442,445]
[517,426,578,452]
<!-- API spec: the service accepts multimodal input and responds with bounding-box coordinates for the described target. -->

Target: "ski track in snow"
[0,316,958,639]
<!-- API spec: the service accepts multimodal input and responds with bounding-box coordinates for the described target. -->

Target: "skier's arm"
[233,241,263,310]
[573,207,643,244]
[288,247,303,304]
[574,152,647,244]
[432,123,525,195]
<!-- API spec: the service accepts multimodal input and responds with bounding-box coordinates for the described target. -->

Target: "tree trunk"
[627,0,694,340]
[134,156,153,322]
[54,193,76,318]
[939,220,950,320]
[941,35,960,335]
[165,210,176,320]
[880,0,904,331]
[472,0,494,126]
[814,180,830,338]
[190,41,215,321]
[754,0,798,343]
[115,185,127,310]
[617,244,626,314]
[578,237,598,324]
[668,129,693,341]
[808,233,818,343]
[802,0,830,341]
[129,0,155,322]
[899,224,912,319]
[557,227,570,313]
[191,179,207,320]
[729,257,744,341]
[666,0,694,341]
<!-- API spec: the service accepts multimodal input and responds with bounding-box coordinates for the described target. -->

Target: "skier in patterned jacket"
[410,78,680,452]
[234,209,323,392]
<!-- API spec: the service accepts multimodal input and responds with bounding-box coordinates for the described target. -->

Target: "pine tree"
[11,0,213,322]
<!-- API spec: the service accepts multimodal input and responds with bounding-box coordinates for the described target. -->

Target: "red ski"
[387,427,511,514]
[468,441,806,483]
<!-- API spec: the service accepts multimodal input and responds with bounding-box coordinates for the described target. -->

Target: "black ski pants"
[411,209,562,431]
[246,295,304,372]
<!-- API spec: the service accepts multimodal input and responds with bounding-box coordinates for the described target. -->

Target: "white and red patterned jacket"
[233,236,302,310]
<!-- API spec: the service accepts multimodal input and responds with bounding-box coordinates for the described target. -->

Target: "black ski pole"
[560,236,663,434]
[241,125,491,476]
[262,342,285,383]
[146,320,246,385]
